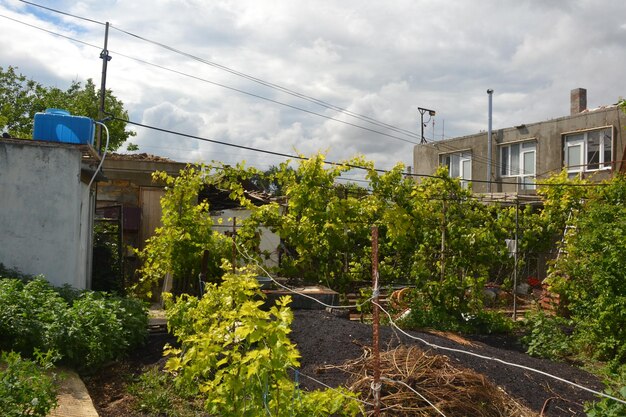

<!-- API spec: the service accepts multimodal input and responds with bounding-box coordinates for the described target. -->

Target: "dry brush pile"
[329,345,538,417]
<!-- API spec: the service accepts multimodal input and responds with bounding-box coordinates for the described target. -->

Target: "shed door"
[139,187,165,249]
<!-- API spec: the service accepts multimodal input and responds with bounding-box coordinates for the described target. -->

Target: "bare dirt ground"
[84,309,604,417]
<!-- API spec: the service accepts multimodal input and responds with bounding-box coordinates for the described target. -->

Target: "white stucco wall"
[0,140,93,288]
[211,208,280,268]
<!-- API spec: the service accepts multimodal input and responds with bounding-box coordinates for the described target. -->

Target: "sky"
[1,0,625,179]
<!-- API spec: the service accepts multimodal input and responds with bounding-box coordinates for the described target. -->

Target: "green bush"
[0,279,68,354]
[400,296,513,334]
[64,292,148,370]
[0,277,148,371]
[164,267,362,417]
[521,310,572,360]
[0,349,59,417]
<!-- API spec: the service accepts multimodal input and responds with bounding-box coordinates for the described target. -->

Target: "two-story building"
[413,89,626,193]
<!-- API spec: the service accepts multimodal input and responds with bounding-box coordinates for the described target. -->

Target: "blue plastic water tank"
[33,108,94,145]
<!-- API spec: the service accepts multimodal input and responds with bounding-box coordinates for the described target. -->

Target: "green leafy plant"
[585,367,626,417]
[0,349,59,417]
[521,310,572,360]
[134,165,230,297]
[163,267,362,416]
[128,366,206,417]
[545,174,626,364]
[64,292,148,371]
[0,277,147,371]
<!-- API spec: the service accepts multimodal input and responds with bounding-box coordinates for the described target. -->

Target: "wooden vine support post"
[371,225,381,416]
[232,216,237,273]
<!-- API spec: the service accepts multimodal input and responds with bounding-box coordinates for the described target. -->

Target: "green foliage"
[163,268,362,417]
[0,65,134,149]
[0,277,148,371]
[126,142,139,151]
[236,154,374,292]
[0,349,59,417]
[230,156,512,330]
[0,278,69,354]
[63,292,148,371]
[546,174,626,364]
[521,310,572,360]
[134,165,230,297]
[585,367,626,417]
[128,366,207,417]
[370,167,511,329]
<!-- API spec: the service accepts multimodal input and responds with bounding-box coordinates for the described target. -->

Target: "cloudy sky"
[1,0,625,178]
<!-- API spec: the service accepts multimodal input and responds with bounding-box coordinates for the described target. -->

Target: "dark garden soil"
[84,309,605,417]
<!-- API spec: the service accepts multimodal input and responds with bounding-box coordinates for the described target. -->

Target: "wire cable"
[87,122,109,188]
[17,0,104,25]
[0,13,101,49]
[114,116,610,188]
[105,51,418,145]
[110,25,423,141]
[12,1,424,144]
[372,300,626,406]
[290,367,373,409]
[236,241,372,311]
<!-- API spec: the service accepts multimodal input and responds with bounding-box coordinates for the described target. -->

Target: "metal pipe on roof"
[487,89,494,193]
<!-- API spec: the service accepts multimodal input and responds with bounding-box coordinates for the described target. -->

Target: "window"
[564,127,613,173]
[440,152,471,187]
[500,141,536,190]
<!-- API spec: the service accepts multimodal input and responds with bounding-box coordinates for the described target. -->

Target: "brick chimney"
[570,88,587,115]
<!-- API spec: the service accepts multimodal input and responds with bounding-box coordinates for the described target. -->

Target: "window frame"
[563,126,613,174]
[499,140,536,190]
[439,151,472,188]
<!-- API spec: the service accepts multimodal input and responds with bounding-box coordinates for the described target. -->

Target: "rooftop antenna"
[418,107,436,144]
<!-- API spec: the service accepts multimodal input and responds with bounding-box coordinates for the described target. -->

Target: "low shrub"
[0,349,59,417]
[400,303,513,335]
[64,292,148,371]
[521,310,572,360]
[585,366,626,417]
[128,366,206,417]
[164,267,362,417]
[0,277,148,371]
[0,278,68,354]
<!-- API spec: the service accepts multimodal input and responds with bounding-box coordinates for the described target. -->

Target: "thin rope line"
[236,241,371,310]
[290,367,374,409]
[372,301,626,406]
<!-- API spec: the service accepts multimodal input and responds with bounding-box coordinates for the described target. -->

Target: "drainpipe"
[487,89,494,193]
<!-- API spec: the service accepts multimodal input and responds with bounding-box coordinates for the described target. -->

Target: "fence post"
[232,216,237,273]
[371,225,381,416]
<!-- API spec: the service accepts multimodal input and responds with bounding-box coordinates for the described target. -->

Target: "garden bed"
[85,309,604,417]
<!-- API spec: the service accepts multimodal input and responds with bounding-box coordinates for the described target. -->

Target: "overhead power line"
[15,0,422,145]
[18,0,104,25]
[4,9,419,146]
[0,13,101,49]
[109,25,422,141]
[114,116,608,188]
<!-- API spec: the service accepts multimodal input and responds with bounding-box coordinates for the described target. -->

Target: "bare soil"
[84,309,604,417]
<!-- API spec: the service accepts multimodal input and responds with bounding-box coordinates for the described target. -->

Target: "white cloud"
[1,0,625,172]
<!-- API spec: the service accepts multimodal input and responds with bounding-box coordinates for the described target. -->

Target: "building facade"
[413,89,626,193]
[0,138,99,288]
